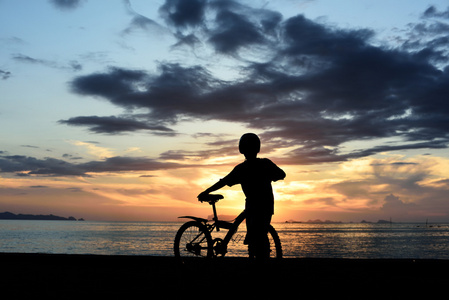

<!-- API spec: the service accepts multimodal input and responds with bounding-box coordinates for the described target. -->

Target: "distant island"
[285,219,342,224]
[285,219,393,224]
[361,219,393,224]
[0,211,84,221]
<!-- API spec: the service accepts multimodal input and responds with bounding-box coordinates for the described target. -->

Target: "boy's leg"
[245,213,272,259]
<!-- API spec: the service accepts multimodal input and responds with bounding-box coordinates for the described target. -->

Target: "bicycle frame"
[179,200,246,256]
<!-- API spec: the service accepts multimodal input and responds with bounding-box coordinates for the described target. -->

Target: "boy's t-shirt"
[221,158,285,215]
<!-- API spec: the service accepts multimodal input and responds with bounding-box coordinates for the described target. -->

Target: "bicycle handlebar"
[198,193,224,203]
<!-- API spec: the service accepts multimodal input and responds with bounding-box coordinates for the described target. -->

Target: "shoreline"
[3,252,449,295]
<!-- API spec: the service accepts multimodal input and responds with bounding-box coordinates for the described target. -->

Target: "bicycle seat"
[198,193,224,203]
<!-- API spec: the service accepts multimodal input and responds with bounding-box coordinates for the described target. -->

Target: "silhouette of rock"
[0,211,82,221]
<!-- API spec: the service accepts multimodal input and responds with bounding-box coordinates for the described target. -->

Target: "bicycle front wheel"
[174,221,213,262]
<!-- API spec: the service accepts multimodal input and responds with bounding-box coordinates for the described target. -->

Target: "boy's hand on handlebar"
[197,191,209,202]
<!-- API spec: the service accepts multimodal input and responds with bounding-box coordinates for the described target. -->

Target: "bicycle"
[174,194,282,262]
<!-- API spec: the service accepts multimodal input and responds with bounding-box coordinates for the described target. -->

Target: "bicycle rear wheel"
[174,221,213,262]
[268,225,283,259]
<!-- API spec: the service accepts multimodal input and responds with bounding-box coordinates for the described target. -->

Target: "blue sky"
[1,0,449,222]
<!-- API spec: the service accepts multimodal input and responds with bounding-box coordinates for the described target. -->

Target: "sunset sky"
[1,0,449,222]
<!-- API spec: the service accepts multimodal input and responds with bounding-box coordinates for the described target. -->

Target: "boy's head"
[239,133,260,159]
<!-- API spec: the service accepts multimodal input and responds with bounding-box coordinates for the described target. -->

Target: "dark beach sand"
[2,253,448,296]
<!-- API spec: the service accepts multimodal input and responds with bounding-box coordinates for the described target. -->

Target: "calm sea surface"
[1,220,449,259]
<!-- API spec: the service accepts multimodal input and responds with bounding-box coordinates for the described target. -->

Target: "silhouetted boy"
[198,133,286,259]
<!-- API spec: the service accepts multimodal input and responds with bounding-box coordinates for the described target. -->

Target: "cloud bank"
[0,154,190,177]
[60,0,449,165]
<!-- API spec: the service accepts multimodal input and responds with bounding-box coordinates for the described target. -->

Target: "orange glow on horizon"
[1,154,449,222]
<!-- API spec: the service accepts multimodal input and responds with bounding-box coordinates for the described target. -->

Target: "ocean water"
[1,220,449,259]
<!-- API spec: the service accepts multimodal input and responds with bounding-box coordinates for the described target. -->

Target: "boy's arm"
[198,165,240,200]
[267,159,286,181]
[197,179,226,200]
[273,167,286,181]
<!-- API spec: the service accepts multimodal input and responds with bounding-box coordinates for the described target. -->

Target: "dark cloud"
[0,154,194,177]
[0,155,86,176]
[159,0,282,54]
[13,54,46,64]
[280,139,448,166]
[208,0,282,54]
[422,5,449,19]
[171,33,202,50]
[122,15,164,35]
[159,0,207,29]
[402,7,449,66]
[58,115,175,135]
[49,0,85,10]
[70,67,147,101]
[122,0,167,36]
[64,2,449,164]
[70,64,231,123]
[13,54,82,72]
[208,9,266,54]
[0,69,11,80]
[62,153,83,160]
